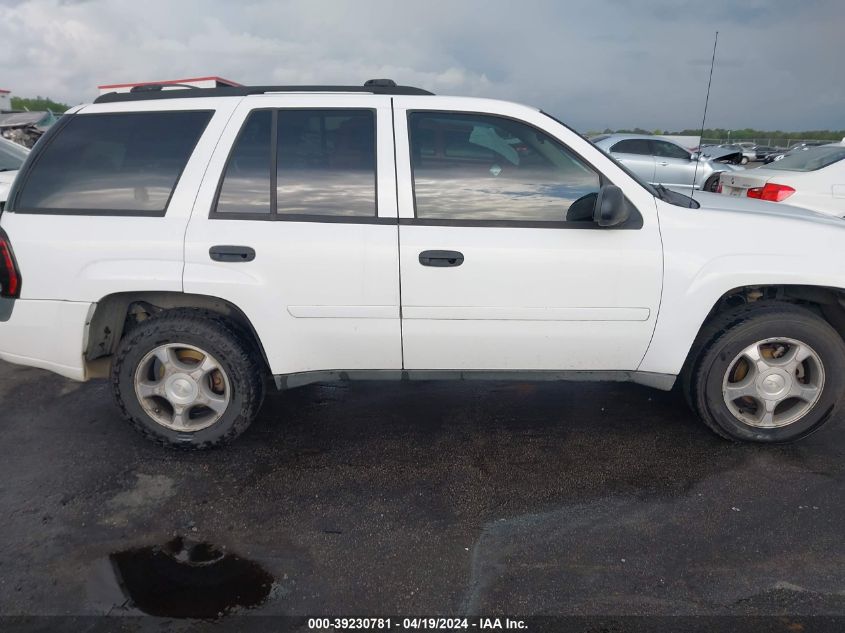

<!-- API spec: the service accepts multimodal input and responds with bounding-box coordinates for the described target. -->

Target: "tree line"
[9,96,71,112]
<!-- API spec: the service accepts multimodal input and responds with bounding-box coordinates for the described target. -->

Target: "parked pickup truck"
[1,80,844,449]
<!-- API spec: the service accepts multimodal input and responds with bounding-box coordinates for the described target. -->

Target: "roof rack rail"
[129,83,200,93]
[94,79,433,103]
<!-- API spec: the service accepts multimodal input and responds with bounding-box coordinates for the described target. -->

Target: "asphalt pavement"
[1,358,844,627]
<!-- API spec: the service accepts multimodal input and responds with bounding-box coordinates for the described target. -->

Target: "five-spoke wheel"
[686,303,845,442]
[134,344,231,432]
[722,338,824,428]
[112,310,265,449]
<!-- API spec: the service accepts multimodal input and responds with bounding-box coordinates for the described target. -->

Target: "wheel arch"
[681,284,845,376]
[84,291,270,377]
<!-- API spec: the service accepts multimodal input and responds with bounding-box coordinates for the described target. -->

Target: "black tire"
[703,173,721,192]
[111,309,265,450]
[684,302,845,443]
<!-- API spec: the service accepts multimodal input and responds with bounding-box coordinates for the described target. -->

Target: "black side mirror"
[593,184,631,227]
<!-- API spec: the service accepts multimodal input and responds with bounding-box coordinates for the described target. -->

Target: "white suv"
[2,80,845,448]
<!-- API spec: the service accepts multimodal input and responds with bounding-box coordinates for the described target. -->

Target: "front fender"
[638,202,845,375]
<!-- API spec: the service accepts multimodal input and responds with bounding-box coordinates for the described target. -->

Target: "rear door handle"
[419,250,464,267]
[209,245,256,262]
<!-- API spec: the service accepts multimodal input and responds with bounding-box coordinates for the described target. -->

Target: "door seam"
[391,97,405,370]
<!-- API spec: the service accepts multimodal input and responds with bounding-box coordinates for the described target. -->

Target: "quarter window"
[408,112,600,223]
[16,111,212,213]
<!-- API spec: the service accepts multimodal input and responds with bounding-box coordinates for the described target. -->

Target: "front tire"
[111,310,265,449]
[685,303,845,442]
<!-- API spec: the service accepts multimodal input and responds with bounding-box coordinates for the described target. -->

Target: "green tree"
[9,96,71,112]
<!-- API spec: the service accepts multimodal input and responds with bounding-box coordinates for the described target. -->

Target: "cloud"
[0,0,841,131]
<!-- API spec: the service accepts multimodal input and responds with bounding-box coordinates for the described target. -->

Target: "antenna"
[690,31,719,206]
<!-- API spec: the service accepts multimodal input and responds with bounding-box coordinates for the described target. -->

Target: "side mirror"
[690,152,700,161]
[593,185,630,227]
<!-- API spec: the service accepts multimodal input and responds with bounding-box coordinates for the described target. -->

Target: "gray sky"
[0,0,842,132]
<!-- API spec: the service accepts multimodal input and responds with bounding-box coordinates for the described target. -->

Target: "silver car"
[592,133,743,192]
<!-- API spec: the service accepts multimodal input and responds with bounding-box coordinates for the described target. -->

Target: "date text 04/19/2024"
[307,618,528,630]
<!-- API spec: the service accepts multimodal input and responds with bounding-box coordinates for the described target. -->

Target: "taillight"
[746,183,795,202]
[0,227,22,298]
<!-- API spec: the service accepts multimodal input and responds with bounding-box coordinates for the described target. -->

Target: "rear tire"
[684,303,845,443]
[111,309,265,450]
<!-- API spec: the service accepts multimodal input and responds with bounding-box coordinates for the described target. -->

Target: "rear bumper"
[0,299,94,381]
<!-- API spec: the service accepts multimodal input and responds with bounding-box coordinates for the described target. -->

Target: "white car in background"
[719,141,845,217]
[0,137,29,207]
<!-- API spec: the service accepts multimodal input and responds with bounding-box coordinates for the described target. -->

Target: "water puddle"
[109,536,274,618]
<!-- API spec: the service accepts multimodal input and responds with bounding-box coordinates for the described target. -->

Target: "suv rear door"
[392,98,663,372]
[183,94,402,377]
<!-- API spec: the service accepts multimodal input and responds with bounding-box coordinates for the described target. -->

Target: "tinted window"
[611,139,651,155]
[216,110,272,214]
[277,110,375,217]
[761,145,845,172]
[0,139,28,171]
[17,111,211,213]
[651,141,690,160]
[409,112,600,222]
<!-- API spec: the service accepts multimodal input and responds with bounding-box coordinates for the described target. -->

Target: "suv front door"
[393,99,663,372]
[184,94,402,377]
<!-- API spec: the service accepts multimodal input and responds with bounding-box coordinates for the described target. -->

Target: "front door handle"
[209,245,256,262]
[419,250,464,267]
[657,161,669,166]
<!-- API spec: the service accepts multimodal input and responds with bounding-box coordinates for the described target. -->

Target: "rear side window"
[214,109,376,218]
[611,139,651,155]
[15,111,212,214]
[277,110,376,217]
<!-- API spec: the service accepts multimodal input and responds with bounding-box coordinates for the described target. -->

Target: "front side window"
[409,112,600,222]
[215,109,376,218]
[651,141,690,160]
[16,111,212,213]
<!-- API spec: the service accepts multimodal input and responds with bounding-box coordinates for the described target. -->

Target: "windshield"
[761,145,845,172]
[0,139,28,171]
[540,113,699,208]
